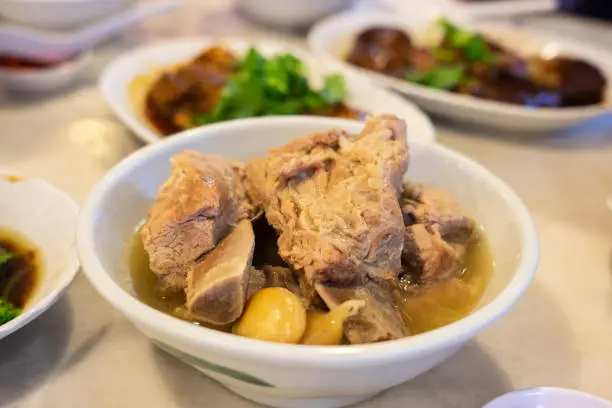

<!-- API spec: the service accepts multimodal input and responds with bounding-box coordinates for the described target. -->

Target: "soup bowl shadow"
[76,116,539,408]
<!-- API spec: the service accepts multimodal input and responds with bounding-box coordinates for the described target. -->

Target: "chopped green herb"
[430,47,457,63]
[193,47,348,125]
[405,64,466,90]
[320,74,348,105]
[0,297,20,325]
[435,18,496,64]
[0,251,14,265]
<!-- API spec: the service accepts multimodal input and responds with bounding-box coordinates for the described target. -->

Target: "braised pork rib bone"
[401,183,476,283]
[186,220,255,325]
[315,281,408,344]
[244,114,409,287]
[141,151,254,292]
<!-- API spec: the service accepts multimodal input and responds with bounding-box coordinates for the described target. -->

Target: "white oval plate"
[308,10,612,133]
[0,173,80,340]
[99,37,436,145]
[484,387,612,408]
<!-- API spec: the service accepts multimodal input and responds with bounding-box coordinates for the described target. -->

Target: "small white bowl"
[77,116,538,408]
[0,51,91,93]
[308,10,612,133]
[0,173,80,340]
[484,387,612,408]
[0,0,135,30]
[236,0,352,28]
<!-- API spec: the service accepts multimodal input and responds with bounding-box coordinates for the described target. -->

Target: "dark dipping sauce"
[346,26,607,108]
[0,55,76,71]
[0,228,42,320]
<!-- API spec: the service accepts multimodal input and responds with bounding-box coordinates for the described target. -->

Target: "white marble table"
[1,2,612,408]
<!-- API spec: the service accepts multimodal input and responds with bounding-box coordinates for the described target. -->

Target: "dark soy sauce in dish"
[0,228,43,324]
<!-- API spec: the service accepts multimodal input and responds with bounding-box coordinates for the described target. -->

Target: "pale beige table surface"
[1,2,611,408]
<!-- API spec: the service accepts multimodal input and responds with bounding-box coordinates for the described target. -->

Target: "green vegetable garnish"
[320,74,347,105]
[436,18,496,64]
[405,64,466,90]
[0,251,14,265]
[0,297,20,325]
[193,48,348,126]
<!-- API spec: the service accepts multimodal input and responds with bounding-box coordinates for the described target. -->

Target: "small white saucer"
[0,51,91,92]
[484,387,612,408]
[0,173,80,340]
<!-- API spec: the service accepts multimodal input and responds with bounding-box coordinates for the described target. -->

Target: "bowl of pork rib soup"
[77,114,539,408]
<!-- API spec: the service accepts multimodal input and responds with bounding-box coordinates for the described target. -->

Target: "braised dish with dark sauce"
[133,45,364,136]
[127,114,493,345]
[346,19,607,108]
[0,228,42,325]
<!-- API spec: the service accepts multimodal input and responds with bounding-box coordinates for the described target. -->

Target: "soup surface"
[127,223,493,337]
[0,228,43,325]
[125,115,493,345]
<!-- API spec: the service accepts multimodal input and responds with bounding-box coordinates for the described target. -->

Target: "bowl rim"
[77,116,539,366]
[483,387,612,408]
[0,174,80,339]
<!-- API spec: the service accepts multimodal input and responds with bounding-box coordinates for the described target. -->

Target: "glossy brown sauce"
[0,228,42,310]
[346,26,607,108]
[130,47,365,137]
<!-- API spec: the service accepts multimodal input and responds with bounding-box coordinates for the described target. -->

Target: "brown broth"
[0,228,43,311]
[127,225,493,338]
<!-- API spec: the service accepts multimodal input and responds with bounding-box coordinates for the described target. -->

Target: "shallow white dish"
[99,37,436,145]
[378,0,556,21]
[77,116,538,408]
[236,0,352,28]
[0,173,80,340]
[308,10,612,133]
[484,387,612,408]
[0,0,135,30]
[0,51,91,92]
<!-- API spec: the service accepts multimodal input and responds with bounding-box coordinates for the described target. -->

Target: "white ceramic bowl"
[0,51,91,93]
[308,10,612,133]
[235,0,352,28]
[484,387,612,408]
[0,0,135,30]
[0,174,80,340]
[77,117,539,408]
[99,37,435,145]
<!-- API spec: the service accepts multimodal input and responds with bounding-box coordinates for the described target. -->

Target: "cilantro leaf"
[191,47,348,125]
[405,64,466,90]
[0,297,20,325]
[0,251,14,265]
[320,74,347,105]
[436,18,495,64]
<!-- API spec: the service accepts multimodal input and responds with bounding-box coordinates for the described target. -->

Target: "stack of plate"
[0,0,177,92]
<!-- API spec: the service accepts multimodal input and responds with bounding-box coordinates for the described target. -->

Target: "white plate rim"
[98,36,436,145]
